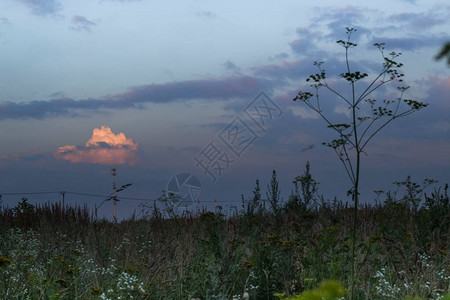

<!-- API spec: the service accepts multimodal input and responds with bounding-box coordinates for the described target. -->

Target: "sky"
[0,0,449,220]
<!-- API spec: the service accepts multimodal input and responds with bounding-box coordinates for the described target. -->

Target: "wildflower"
[291,221,301,230]
[91,286,102,295]
[282,240,295,248]
[71,249,82,256]
[0,256,12,266]
[266,234,281,244]
[242,260,253,270]
[243,291,250,299]
[126,266,138,274]
[304,277,316,283]
[439,249,448,255]
[368,234,382,244]
[55,278,67,287]
[326,226,338,233]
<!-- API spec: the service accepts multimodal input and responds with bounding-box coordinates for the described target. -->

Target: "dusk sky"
[0,0,449,220]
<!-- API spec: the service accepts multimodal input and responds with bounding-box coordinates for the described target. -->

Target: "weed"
[0,172,449,299]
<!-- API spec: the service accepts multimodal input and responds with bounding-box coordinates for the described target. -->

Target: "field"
[0,179,449,300]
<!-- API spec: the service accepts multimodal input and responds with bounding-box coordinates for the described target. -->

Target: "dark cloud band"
[0,76,272,120]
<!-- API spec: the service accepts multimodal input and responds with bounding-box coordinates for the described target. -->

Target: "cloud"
[287,5,447,62]
[120,75,271,103]
[370,34,448,50]
[289,27,321,55]
[0,17,10,25]
[0,17,11,38]
[269,53,289,61]
[54,125,139,165]
[17,0,61,16]
[223,60,240,72]
[252,59,311,80]
[49,91,66,98]
[197,11,216,18]
[252,57,347,81]
[0,75,273,120]
[0,98,113,120]
[420,76,450,134]
[290,106,319,119]
[1,148,49,163]
[388,12,447,29]
[311,6,372,42]
[70,15,97,32]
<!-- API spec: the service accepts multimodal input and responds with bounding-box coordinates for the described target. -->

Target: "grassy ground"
[0,182,449,299]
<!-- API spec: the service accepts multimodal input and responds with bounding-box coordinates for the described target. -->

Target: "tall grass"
[0,181,449,299]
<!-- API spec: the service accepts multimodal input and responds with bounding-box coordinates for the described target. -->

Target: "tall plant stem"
[350,151,360,300]
[346,37,360,300]
[293,27,428,299]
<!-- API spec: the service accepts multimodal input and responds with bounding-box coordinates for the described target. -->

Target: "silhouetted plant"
[393,176,437,211]
[287,162,320,213]
[293,27,428,299]
[251,179,263,214]
[267,170,283,216]
[436,42,450,65]
[242,179,264,217]
[423,183,450,235]
[378,176,437,212]
[11,198,36,227]
[1,195,449,299]
[12,198,35,216]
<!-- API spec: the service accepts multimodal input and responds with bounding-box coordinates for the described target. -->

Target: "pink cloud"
[433,76,450,91]
[54,126,139,165]
[426,76,450,110]
[0,149,47,163]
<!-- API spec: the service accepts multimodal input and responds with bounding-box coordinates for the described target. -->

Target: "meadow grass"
[0,182,449,299]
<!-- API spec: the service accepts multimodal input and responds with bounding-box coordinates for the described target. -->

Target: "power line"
[65,191,108,198]
[0,190,238,203]
[0,191,61,196]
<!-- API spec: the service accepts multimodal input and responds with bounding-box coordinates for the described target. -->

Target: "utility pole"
[112,168,118,223]
[61,191,66,209]
[197,196,200,215]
